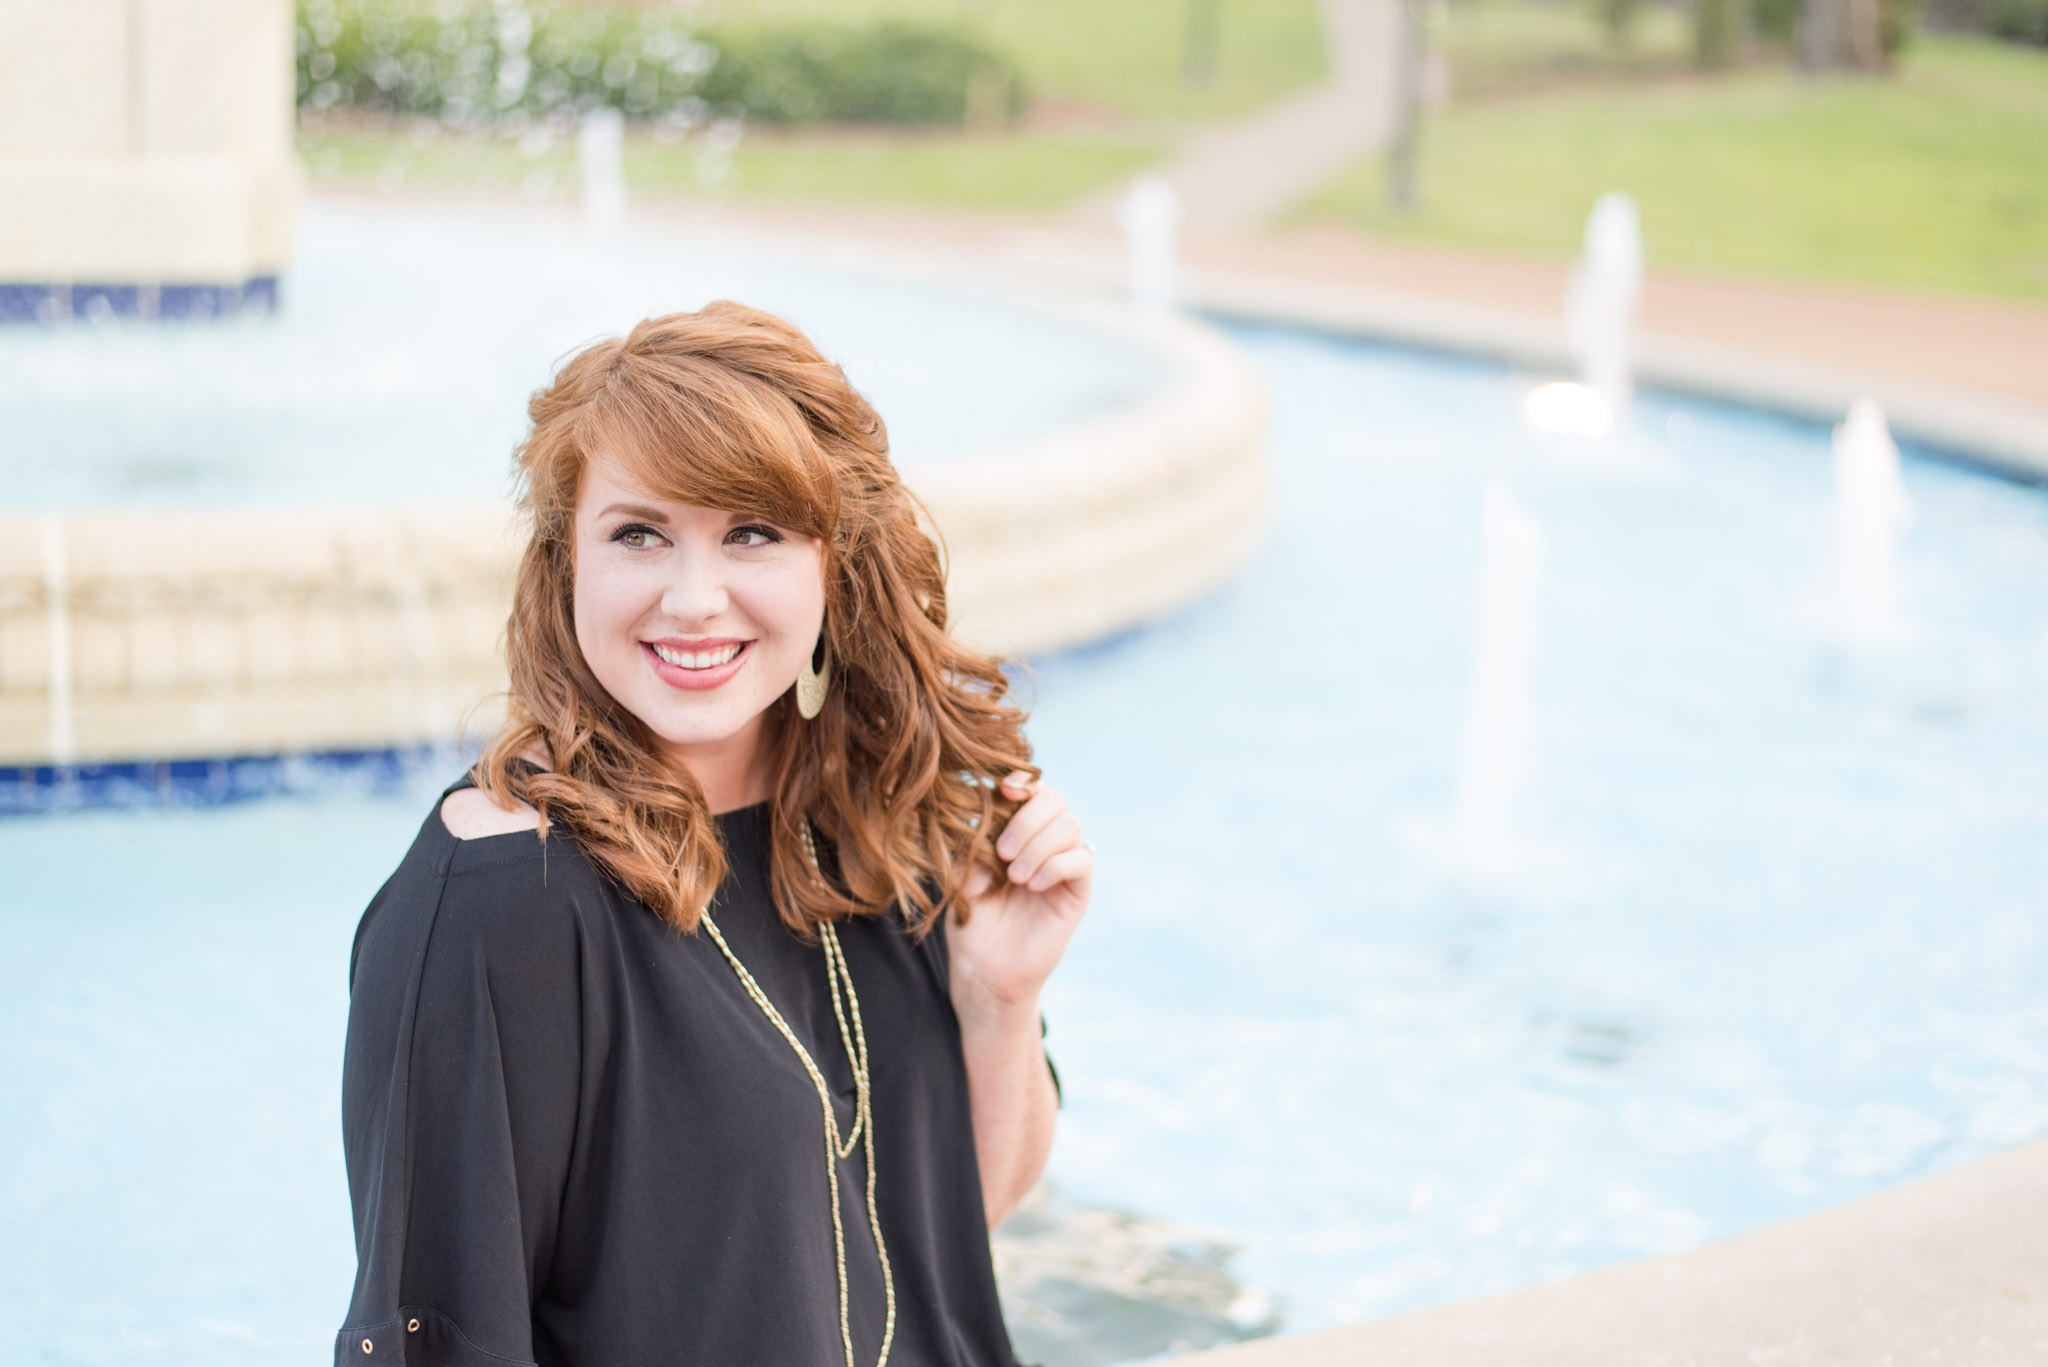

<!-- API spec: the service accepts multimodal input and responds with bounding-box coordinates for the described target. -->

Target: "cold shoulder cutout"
[438,785,545,840]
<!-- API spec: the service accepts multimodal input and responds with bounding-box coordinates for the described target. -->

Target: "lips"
[642,639,752,691]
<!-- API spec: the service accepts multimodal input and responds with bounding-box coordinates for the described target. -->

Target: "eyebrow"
[596,502,786,529]
[595,502,673,524]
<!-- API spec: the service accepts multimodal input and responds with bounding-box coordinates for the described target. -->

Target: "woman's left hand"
[949,772,1091,1021]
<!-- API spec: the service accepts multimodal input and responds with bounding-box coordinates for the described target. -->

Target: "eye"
[727,524,784,548]
[610,523,667,550]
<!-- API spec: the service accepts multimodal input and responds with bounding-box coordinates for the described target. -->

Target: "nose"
[657,540,730,626]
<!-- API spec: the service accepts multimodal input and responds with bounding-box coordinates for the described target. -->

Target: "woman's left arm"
[949,772,1092,1229]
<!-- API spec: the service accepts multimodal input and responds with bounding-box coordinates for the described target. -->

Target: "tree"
[1184,0,1221,87]
[1601,0,1646,45]
[1695,0,1751,65]
[1800,0,1887,67]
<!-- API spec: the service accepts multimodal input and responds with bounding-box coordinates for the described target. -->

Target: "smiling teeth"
[652,642,744,669]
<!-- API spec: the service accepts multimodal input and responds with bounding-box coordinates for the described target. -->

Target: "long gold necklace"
[697,827,896,1367]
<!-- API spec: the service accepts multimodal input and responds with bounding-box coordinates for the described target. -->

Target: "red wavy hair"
[475,301,1034,937]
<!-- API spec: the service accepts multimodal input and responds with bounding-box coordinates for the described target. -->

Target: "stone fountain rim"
[1177,269,2048,485]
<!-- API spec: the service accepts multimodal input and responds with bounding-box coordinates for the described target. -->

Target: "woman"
[335,302,1089,1367]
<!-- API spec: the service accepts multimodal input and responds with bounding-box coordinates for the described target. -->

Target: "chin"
[638,698,765,751]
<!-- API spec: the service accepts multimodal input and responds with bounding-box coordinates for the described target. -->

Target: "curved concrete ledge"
[0,502,519,767]
[1186,269,2048,483]
[0,300,1265,768]
[921,300,1268,658]
[1182,1139,2048,1366]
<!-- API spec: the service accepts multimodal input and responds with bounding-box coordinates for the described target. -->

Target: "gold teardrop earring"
[796,632,832,720]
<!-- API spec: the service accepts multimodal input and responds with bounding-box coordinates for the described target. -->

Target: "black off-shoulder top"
[335,773,1045,1366]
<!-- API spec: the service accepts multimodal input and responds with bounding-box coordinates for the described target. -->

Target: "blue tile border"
[0,745,475,816]
[0,277,280,325]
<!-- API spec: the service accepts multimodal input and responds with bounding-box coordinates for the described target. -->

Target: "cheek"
[764,562,827,645]
[572,557,647,666]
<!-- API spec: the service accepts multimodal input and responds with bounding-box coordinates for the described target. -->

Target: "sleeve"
[336,852,584,1367]
[1040,1011,1063,1110]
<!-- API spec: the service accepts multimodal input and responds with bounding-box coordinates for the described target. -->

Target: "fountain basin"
[4,310,2046,1366]
[0,201,1266,766]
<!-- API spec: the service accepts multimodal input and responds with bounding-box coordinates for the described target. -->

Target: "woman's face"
[572,451,826,779]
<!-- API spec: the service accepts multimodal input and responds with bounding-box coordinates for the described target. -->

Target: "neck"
[665,713,774,814]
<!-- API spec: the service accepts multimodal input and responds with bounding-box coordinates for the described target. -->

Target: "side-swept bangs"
[571,345,842,547]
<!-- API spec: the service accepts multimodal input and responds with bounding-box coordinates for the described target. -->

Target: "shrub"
[297,0,715,123]
[695,23,1023,125]
[295,0,1025,127]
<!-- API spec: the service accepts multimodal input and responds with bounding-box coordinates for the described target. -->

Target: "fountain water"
[1822,397,1914,647]
[697,117,745,190]
[1563,192,1643,429]
[1403,479,1551,883]
[1451,481,1547,874]
[1119,175,1180,313]
[579,108,628,235]
[37,516,74,766]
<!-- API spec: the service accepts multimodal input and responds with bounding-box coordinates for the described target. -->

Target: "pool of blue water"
[0,202,1173,510]
[4,323,2047,1363]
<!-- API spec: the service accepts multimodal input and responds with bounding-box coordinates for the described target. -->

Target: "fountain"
[1119,175,1181,314]
[1526,192,1644,439]
[1821,396,1915,648]
[36,516,75,767]
[579,107,628,236]
[1449,480,1547,876]
[9,273,2048,1365]
[1403,479,1551,884]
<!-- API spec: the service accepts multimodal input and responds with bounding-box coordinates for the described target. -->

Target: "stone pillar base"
[0,158,296,319]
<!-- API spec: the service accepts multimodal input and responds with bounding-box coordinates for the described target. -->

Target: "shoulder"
[439,785,545,840]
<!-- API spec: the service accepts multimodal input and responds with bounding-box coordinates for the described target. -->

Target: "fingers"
[992,775,1090,891]
[995,785,1066,864]
[1006,809,1083,887]
[1022,844,1092,895]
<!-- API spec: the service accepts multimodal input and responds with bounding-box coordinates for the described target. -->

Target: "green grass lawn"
[697,0,1328,120]
[1435,0,1698,95]
[1302,36,2048,300]
[299,117,1166,211]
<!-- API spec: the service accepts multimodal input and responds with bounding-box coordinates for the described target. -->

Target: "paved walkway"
[1095,0,1405,234]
